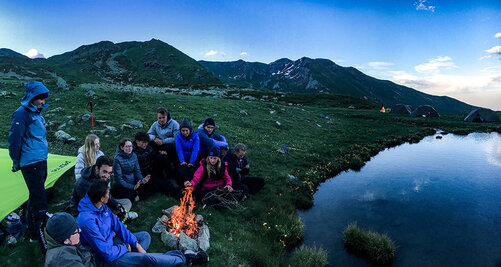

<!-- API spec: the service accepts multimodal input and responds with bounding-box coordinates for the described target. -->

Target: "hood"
[179,119,193,137]
[21,81,50,112]
[78,194,101,214]
[45,228,65,249]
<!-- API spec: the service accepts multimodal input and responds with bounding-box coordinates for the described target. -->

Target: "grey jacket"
[147,118,180,144]
[45,229,95,267]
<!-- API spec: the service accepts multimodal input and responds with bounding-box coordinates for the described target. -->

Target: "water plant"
[343,222,396,265]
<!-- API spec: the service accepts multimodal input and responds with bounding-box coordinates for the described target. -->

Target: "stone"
[152,215,168,234]
[125,119,143,129]
[55,130,76,142]
[57,77,70,90]
[241,95,257,101]
[57,123,67,130]
[316,124,322,128]
[179,232,198,252]
[195,215,204,224]
[288,174,297,180]
[161,229,179,249]
[240,110,248,116]
[104,125,117,132]
[348,105,355,109]
[276,148,286,154]
[85,90,96,98]
[163,206,177,216]
[67,119,75,126]
[47,107,63,113]
[82,114,91,121]
[197,224,210,252]
[269,110,276,115]
[92,130,106,135]
[276,121,281,126]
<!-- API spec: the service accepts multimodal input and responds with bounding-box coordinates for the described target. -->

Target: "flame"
[167,187,199,238]
[380,107,386,113]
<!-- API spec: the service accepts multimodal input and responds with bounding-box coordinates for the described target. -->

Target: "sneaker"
[184,250,209,265]
[127,212,138,220]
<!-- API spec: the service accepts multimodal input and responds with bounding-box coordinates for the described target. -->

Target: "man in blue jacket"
[195,118,228,160]
[78,180,208,266]
[8,81,50,245]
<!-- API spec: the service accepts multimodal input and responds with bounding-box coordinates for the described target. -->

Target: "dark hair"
[119,138,132,149]
[95,155,114,169]
[157,107,168,116]
[135,131,150,142]
[234,143,247,153]
[88,179,109,204]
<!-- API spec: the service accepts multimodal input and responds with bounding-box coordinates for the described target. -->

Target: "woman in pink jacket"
[184,146,233,205]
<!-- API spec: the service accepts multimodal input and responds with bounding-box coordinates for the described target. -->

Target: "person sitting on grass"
[75,134,104,181]
[67,155,137,221]
[184,146,233,206]
[112,138,149,203]
[195,118,228,160]
[45,212,96,267]
[133,131,181,199]
[77,180,208,266]
[224,143,265,196]
[175,119,200,182]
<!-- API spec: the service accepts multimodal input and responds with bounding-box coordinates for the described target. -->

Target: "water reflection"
[298,132,501,266]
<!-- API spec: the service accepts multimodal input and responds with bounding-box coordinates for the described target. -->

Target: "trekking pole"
[87,101,94,134]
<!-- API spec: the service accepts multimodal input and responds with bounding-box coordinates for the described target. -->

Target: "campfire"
[152,187,210,252]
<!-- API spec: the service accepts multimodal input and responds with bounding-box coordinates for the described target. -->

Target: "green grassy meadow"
[0,79,500,266]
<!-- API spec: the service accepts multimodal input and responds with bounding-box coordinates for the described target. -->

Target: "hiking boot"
[127,212,138,220]
[184,250,209,265]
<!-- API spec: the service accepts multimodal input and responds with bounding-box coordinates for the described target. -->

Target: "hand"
[187,163,194,168]
[159,150,167,155]
[224,185,233,192]
[136,243,147,254]
[184,181,192,187]
[154,138,163,145]
[134,180,142,190]
[142,174,151,184]
[180,162,187,166]
[245,164,250,169]
[127,244,132,252]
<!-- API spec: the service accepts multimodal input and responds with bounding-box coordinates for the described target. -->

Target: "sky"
[0,0,500,110]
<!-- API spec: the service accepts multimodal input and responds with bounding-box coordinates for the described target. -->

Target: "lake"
[298,132,501,266]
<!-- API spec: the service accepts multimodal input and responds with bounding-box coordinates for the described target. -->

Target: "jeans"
[114,231,186,267]
[20,160,47,240]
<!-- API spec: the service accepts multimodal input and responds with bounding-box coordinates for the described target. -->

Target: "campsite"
[1,79,500,266]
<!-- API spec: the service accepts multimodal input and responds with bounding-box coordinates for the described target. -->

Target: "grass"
[343,222,396,265]
[289,246,327,267]
[0,79,500,266]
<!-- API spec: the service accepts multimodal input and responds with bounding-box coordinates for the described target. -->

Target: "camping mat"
[0,149,75,221]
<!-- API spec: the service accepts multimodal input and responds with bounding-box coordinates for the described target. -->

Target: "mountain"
[0,48,28,58]
[199,57,475,114]
[0,39,221,86]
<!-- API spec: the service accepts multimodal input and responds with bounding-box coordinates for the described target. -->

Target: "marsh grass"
[0,79,499,266]
[290,245,327,267]
[343,222,396,265]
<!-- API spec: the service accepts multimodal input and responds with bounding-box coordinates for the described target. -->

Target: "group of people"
[8,81,265,266]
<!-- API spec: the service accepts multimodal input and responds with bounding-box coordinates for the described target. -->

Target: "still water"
[298,132,501,266]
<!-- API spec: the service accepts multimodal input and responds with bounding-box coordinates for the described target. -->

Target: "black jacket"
[224,149,250,184]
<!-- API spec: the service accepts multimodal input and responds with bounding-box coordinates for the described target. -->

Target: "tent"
[464,108,500,123]
[0,149,75,221]
[411,105,440,118]
[390,104,412,115]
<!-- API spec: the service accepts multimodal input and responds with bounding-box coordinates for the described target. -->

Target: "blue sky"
[1,0,500,109]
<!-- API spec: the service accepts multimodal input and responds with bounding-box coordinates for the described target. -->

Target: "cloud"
[368,61,394,70]
[480,55,493,60]
[205,50,218,56]
[240,52,248,56]
[23,48,45,59]
[485,46,501,54]
[414,56,457,74]
[495,33,501,38]
[415,0,435,12]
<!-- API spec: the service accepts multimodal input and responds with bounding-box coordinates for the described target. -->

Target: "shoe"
[184,250,209,265]
[134,196,140,202]
[127,212,138,220]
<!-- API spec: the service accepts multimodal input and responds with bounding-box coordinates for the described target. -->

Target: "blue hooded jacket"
[77,194,137,262]
[195,128,228,157]
[8,81,49,171]
[175,120,200,164]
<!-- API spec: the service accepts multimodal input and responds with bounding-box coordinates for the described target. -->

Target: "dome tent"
[464,108,500,123]
[411,105,440,118]
[390,104,412,115]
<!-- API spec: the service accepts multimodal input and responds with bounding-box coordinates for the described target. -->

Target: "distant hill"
[199,58,475,114]
[0,39,221,87]
[0,48,28,59]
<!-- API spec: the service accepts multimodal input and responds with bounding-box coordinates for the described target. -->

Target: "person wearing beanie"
[8,81,50,249]
[184,145,233,205]
[45,212,96,267]
[195,117,229,160]
[175,120,200,182]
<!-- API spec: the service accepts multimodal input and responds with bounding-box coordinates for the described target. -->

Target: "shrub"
[290,245,327,267]
[343,222,396,265]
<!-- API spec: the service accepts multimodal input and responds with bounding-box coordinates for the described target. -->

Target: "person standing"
[8,81,50,246]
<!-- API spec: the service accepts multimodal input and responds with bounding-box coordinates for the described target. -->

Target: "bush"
[290,246,327,267]
[343,222,396,265]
